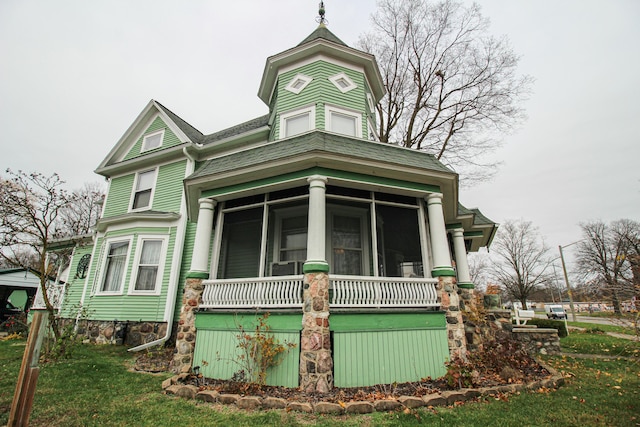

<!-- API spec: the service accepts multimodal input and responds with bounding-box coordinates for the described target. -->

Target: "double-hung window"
[325,105,361,138]
[280,106,315,139]
[100,240,130,293]
[131,237,165,293]
[131,169,156,211]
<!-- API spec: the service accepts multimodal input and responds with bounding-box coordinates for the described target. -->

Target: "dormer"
[258,24,385,142]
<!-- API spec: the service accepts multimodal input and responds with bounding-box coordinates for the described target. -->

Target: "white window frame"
[141,129,164,152]
[284,73,313,95]
[128,235,168,295]
[273,206,308,264]
[325,105,362,138]
[279,105,316,139]
[96,236,133,295]
[130,168,158,212]
[328,72,357,93]
[366,93,375,112]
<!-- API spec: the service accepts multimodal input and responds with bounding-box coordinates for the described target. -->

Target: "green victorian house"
[55,22,496,392]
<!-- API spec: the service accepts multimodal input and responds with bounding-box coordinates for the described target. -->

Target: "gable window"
[131,169,156,211]
[329,72,357,93]
[100,240,130,293]
[131,237,165,293]
[325,105,361,138]
[285,73,313,94]
[142,129,164,152]
[280,106,315,139]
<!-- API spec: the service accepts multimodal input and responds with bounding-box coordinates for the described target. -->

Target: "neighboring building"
[58,22,496,391]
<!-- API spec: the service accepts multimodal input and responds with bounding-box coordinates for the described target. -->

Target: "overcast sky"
[1,0,638,266]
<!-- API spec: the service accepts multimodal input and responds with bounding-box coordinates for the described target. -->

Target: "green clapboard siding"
[123,116,183,161]
[153,160,186,212]
[102,174,134,218]
[194,312,301,387]
[59,245,95,318]
[331,312,449,387]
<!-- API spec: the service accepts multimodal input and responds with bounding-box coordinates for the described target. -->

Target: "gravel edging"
[161,362,565,414]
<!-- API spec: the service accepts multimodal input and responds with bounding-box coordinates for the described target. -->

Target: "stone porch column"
[300,175,333,393]
[426,193,455,278]
[188,198,216,279]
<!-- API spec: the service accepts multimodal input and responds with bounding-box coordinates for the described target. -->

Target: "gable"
[122,116,183,161]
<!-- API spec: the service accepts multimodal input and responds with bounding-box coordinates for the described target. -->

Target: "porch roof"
[189,131,454,180]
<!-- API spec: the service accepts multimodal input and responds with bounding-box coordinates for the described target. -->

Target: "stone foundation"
[300,272,333,393]
[64,318,171,347]
[171,278,204,374]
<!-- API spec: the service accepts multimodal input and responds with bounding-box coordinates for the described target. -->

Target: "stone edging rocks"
[161,363,565,414]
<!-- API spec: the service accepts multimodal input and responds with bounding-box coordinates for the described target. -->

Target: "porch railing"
[201,276,304,309]
[330,275,439,308]
[201,275,439,310]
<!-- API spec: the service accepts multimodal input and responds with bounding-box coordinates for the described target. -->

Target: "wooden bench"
[513,309,535,326]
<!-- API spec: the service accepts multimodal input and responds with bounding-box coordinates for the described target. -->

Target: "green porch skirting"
[193,312,301,388]
[331,312,449,388]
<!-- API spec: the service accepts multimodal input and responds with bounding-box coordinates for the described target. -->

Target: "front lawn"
[1,326,639,426]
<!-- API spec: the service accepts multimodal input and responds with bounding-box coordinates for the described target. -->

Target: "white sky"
[1,0,638,265]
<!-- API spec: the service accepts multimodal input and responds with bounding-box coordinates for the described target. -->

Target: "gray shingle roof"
[469,208,495,225]
[298,24,347,47]
[155,101,204,143]
[189,131,453,181]
[200,115,270,145]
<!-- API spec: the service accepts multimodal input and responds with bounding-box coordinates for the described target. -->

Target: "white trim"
[141,128,165,152]
[95,236,134,296]
[127,234,169,296]
[284,73,313,94]
[367,118,378,141]
[129,167,158,212]
[366,93,375,112]
[279,105,316,139]
[324,104,362,138]
[328,72,357,93]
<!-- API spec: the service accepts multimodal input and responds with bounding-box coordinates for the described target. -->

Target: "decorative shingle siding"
[274,60,368,139]
[123,116,183,161]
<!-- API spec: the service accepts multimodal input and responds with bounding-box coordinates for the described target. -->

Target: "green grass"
[561,331,640,358]
[1,328,639,427]
[566,321,636,335]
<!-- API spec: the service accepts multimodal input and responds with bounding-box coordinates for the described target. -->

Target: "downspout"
[128,145,197,352]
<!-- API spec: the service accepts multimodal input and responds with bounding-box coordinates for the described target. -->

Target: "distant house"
[57,23,496,390]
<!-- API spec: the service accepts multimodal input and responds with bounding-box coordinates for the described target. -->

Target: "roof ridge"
[154,100,204,142]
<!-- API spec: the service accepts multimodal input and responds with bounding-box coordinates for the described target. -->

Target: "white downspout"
[128,146,196,352]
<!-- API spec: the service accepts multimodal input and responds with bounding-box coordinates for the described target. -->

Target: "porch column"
[300,175,333,393]
[187,198,216,279]
[426,193,454,277]
[451,228,473,289]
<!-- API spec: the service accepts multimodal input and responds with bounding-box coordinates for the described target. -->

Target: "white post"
[304,175,329,273]
[188,198,216,278]
[451,228,473,287]
[426,193,454,277]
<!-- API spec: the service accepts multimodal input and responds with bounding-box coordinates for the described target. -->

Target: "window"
[285,73,313,94]
[280,106,315,139]
[328,205,370,276]
[100,240,130,293]
[366,93,375,112]
[131,169,156,211]
[328,72,357,93]
[142,129,164,152]
[325,105,361,137]
[131,238,165,293]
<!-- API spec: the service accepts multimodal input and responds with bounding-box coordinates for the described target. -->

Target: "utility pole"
[559,244,578,322]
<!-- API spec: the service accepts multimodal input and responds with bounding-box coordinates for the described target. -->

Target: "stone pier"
[171,278,204,373]
[438,276,468,360]
[299,272,333,393]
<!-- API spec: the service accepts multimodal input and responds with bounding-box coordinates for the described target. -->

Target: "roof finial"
[317,1,328,26]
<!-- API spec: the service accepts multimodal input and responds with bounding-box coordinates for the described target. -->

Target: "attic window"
[285,74,313,95]
[142,129,164,152]
[329,72,357,93]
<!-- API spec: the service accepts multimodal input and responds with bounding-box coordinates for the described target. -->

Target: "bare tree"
[491,220,552,309]
[0,169,71,340]
[467,251,491,291]
[60,182,105,236]
[358,0,532,183]
[575,219,639,314]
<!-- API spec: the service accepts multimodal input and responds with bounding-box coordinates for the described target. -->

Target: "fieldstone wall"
[438,276,468,360]
[171,278,204,374]
[68,318,170,346]
[300,271,333,393]
[512,328,562,355]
